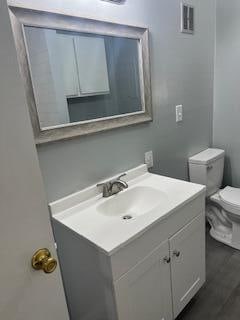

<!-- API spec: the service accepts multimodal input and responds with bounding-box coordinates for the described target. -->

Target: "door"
[0,1,69,319]
[114,240,173,320]
[169,214,206,318]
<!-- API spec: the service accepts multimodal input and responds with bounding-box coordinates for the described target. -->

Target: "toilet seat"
[219,187,240,216]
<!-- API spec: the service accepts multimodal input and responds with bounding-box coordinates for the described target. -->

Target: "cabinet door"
[170,214,206,318]
[57,34,80,98]
[74,35,110,95]
[114,240,173,320]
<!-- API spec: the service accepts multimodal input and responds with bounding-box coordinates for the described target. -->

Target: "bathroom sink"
[50,164,206,254]
[97,186,168,218]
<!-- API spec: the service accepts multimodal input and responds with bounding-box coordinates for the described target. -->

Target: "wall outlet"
[145,151,153,168]
[176,105,183,122]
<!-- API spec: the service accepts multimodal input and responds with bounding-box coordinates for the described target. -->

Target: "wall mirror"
[9,7,152,144]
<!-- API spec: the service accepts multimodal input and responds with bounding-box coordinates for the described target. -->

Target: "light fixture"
[101,0,125,4]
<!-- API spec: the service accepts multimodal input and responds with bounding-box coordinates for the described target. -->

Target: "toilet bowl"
[208,187,240,249]
[189,148,240,250]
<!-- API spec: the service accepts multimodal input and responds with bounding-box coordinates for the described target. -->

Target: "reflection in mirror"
[24,26,143,129]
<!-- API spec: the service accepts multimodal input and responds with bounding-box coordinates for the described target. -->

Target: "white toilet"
[189,148,240,250]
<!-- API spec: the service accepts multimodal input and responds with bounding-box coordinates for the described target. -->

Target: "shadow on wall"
[223,155,233,188]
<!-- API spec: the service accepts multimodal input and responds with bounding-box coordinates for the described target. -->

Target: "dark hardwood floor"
[177,226,240,320]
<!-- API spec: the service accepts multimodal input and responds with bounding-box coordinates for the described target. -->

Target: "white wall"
[214,0,240,187]
[8,0,216,201]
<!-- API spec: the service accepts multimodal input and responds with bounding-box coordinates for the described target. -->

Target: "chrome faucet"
[97,174,128,198]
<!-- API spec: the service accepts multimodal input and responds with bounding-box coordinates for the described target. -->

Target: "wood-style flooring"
[177,227,240,320]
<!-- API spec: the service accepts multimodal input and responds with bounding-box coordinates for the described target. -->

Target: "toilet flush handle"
[207,165,213,170]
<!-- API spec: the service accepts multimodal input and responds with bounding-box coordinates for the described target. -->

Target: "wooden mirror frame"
[9,6,152,144]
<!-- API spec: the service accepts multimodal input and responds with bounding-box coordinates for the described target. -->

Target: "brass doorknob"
[31,248,57,274]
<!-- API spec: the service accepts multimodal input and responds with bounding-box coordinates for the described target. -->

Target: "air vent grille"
[181,3,194,34]
[101,0,125,4]
[189,7,194,32]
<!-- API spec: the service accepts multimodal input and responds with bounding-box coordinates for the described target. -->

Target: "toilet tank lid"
[188,148,225,165]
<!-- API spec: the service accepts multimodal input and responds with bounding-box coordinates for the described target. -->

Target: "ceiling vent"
[181,2,194,34]
[101,0,125,4]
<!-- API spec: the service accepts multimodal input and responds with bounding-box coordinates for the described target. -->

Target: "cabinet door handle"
[163,256,171,264]
[173,250,181,258]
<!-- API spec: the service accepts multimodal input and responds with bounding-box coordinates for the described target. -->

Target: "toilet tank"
[188,148,225,197]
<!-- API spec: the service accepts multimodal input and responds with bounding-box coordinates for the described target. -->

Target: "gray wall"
[9,0,216,202]
[213,0,240,187]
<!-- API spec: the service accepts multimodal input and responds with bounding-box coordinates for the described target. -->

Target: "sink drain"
[122,215,133,220]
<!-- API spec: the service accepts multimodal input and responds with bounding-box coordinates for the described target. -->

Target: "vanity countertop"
[50,165,205,255]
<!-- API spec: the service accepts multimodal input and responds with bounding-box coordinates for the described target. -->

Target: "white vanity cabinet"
[114,214,205,320]
[50,166,206,320]
[52,195,205,320]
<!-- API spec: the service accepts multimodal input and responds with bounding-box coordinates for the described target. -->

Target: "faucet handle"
[97,182,105,188]
[97,182,111,197]
[97,181,111,189]
[117,173,127,180]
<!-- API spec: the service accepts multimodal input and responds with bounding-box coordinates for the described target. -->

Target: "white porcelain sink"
[50,164,206,254]
[97,186,168,218]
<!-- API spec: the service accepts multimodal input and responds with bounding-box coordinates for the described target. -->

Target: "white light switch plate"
[145,151,153,168]
[176,105,183,122]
